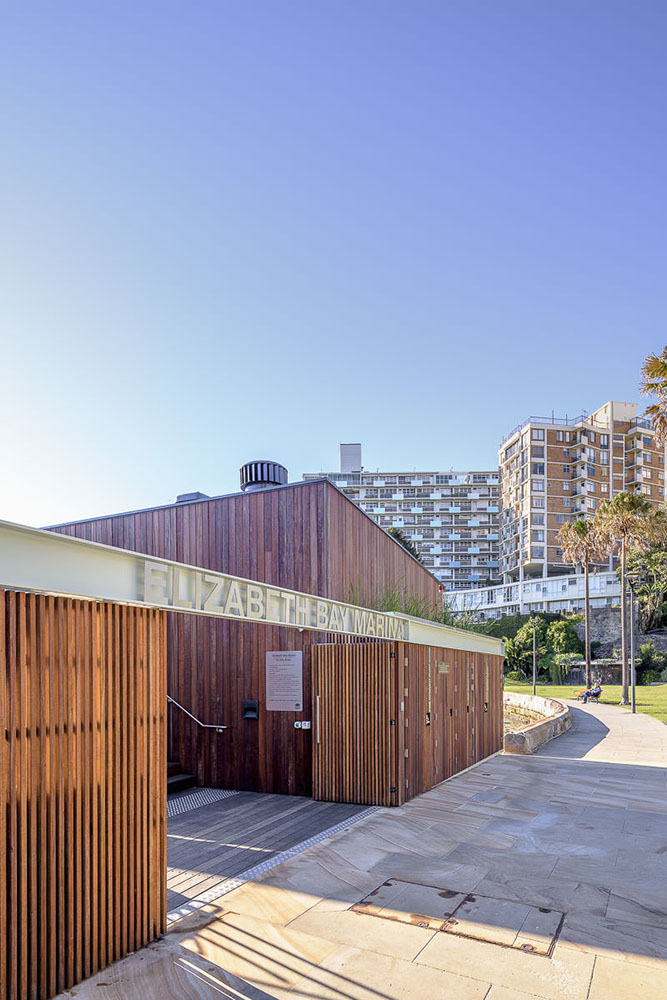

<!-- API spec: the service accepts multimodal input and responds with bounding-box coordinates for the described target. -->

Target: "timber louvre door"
[312,642,400,806]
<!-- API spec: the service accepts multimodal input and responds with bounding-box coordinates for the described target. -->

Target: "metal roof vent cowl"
[175,491,210,503]
[240,461,288,493]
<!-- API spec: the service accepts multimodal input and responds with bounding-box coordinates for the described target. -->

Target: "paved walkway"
[57,702,667,1000]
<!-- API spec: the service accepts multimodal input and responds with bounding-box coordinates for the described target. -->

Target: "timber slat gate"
[312,640,504,806]
[0,590,167,1000]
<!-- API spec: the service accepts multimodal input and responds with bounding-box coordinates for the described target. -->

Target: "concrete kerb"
[503,690,572,754]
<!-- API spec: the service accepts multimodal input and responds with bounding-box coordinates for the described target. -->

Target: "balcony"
[448,506,461,513]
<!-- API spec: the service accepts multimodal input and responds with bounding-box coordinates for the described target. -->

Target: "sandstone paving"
[58,700,667,999]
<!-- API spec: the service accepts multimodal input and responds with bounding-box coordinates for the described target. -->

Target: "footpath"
[59,702,667,1000]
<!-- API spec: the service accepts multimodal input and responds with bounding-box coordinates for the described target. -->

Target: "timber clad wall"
[51,481,442,796]
[0,591,166,1000]
[313,641,504,806]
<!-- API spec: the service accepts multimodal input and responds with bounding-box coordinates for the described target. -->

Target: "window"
[587,464,596,477]
[532,463,545,475]
[556,431,564,442]
[589,431,596,443]
[563,482,570,491]
[532,530,544,542]
[556,514,565,523]
[533,479,545,491]
[532,446,545,458]
[563,498,571,507]
[645,452,653,463]
[563,448,570,457]
[533,496,545,508]
[563,465,570,473]
[533,547,545,559]
[600,434,609,447]
[600,451,609,466]
[532,429,545,441]
[643,436,652,447]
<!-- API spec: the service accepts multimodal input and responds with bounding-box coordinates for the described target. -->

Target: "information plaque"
[266,650,303,712]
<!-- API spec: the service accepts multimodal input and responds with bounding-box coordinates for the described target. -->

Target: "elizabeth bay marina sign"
[143,560,408,639]
[0,518,503,655]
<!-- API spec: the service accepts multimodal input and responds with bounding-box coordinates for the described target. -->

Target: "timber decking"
[166,791,368,914]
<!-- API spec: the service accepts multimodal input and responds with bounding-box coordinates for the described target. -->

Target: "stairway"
[167,760,197,795]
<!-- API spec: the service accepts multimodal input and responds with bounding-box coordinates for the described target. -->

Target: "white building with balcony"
[448,571,621,620]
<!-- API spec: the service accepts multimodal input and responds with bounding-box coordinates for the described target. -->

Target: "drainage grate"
[351,879,564,956]
[166,787,239,818]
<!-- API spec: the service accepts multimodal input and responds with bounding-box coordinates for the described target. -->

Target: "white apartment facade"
[303,444,501,590]
[448,570,621,621]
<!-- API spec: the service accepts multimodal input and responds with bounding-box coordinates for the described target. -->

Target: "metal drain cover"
[351,880,564,955]
[351,879,467,930]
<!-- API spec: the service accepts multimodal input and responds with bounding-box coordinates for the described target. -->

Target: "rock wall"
[574,606,667,658]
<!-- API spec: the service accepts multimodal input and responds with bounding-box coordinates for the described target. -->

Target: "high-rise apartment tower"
[499,400,666,583]
[303,445,501,590]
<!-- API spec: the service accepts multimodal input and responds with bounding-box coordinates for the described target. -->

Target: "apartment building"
[499,401,666,584]
[303,444,501,590]
[448,571,621,620]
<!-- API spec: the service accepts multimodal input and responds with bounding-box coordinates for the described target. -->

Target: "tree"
[595,493,657,703]
[640,347,667,442]
[546,619,583,655]
[558,518,609,688]
[626,545,667,630]
[387,527,424,564]
[503,618,548,675]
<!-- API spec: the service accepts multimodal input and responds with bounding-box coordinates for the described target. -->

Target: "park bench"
[577,688,603,704]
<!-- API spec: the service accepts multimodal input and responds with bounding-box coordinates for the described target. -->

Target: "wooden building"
[49,478,503,800]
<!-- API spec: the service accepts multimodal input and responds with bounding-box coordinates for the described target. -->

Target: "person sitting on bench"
[582,683,602,704]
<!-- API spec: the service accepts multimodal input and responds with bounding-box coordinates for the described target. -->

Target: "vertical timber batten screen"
[0,590,167,1000]
[312,641,504,807]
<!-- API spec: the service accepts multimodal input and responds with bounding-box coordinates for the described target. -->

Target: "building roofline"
[44,478,443,588]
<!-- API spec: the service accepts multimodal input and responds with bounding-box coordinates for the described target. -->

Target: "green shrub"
[505,669,527,682]
[546,620,583,655]
[638,642,666,671]
[639,669,661,685]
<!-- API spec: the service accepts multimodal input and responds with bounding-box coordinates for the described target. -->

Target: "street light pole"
[628,578,636,714]
[532,615,537,696]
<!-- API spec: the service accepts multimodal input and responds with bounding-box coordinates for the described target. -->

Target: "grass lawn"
[504,681,667,725]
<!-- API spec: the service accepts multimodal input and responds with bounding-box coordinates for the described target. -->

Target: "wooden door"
[311,641,400,806]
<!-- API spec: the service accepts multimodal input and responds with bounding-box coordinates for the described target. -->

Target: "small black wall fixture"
[242,699,259,719]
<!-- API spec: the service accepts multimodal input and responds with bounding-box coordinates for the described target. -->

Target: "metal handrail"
[167,695,227,732]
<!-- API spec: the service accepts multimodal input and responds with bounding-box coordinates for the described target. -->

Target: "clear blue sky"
[1,1,665,526]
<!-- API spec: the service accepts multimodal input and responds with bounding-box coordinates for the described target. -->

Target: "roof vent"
[240,460,288,493]
[175,491,210,503]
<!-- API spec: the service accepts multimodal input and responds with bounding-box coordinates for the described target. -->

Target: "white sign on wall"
[266,650,303,712]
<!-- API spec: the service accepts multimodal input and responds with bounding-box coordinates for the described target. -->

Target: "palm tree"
[558,518,608,688]
[641,347,667,442]
[595,492,656,703]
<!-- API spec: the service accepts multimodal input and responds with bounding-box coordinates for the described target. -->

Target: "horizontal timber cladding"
[312,641,503,807]
[0,590,166,1000]
[49,480,442,795]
